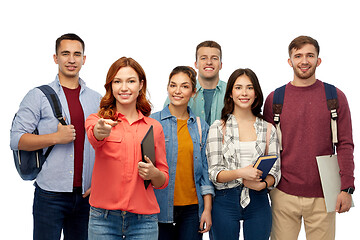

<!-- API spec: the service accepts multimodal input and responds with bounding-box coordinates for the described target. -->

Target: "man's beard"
[293,64,317,80]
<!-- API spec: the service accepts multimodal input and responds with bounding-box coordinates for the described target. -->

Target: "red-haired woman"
[85,57,169,240]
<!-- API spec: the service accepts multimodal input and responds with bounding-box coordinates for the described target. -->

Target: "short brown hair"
[288,36,319,57]
[196,40,222,60]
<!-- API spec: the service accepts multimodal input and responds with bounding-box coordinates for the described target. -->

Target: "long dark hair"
[221,68,264,124]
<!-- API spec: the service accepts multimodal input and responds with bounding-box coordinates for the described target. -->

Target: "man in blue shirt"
[165,41,226,126]
[10,33,101,240]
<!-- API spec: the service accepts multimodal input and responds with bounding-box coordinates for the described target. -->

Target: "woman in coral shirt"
[85,57,169,240]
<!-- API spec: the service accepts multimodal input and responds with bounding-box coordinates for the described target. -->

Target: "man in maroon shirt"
[263,36,354,240]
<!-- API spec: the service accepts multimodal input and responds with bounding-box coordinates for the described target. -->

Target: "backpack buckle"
[274,114,280,124]
[330,109,338,120]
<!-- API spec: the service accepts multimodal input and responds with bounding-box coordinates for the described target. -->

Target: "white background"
[1,0,358,239]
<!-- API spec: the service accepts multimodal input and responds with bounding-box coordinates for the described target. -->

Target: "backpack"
[12,85,66,180]
[272,82,338,151]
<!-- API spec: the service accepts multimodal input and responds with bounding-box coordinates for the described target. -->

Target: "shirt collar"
[227,114,261,128]
[160,105,196,123]
[116,110,148,124]
[195,79,224,92]
[55,75,86,90]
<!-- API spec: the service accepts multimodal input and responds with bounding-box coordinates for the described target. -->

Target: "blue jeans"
[158,204,202,240]
[211,187,272,240]
[33,184,90,240]
[88,207,158,240]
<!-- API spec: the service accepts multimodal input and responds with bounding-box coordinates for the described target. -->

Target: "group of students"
[10,33,354,240]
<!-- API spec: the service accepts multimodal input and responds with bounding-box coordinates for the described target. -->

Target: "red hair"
[98,57,152,120]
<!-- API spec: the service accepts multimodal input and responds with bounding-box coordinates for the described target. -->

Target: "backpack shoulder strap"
[323,82,338,111]
[265,123,272,155]
[272,84,286,151]
[323,82,338,146]
[37,85,66,125]
[196,117,202,143]
[37,85,67,158]
[273,84,286,123]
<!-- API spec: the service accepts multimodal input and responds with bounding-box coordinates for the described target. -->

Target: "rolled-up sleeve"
[200,122,215,196]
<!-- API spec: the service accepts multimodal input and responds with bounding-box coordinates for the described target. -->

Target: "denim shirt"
[164,80,227,126]
[10,75,102,193]
[151,106,215,223]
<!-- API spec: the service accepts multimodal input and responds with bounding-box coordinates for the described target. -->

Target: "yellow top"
[173,119,198,206]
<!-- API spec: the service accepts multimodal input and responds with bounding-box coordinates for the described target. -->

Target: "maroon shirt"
[263,80,354,197]
[63,86,85,188]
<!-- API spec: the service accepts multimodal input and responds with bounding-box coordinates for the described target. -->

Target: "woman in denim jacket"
[151,66,215,240]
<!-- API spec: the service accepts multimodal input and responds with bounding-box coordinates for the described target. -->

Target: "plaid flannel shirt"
[206,114,281,207]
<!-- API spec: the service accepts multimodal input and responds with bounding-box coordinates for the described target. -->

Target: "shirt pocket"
[104,132,127,162]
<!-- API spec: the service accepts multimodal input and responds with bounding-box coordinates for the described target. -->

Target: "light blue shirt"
[164,80,226,126]
[10,76,102,193]
[151,106,214,223]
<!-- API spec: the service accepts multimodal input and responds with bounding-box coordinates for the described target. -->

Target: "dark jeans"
[158,204,202,240]
[33,184,90,240]
[211,187,272,240]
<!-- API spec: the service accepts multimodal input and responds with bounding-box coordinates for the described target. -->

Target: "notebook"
[141,125,156,189]
[253,155,277,179]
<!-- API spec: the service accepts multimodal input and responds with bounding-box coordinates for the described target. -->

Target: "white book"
[316,155,354,212]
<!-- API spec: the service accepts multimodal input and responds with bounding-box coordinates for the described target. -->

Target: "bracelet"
[263,180,268,189]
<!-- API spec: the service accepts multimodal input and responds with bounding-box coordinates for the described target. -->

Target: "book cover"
[253,155,277,179]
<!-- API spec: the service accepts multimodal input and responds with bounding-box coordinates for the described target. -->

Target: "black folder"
[141,125,156,189]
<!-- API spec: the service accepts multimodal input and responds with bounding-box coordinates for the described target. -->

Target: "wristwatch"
[341,187,354,194]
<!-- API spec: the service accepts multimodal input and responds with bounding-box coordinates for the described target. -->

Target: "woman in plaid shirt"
[206,68,281,240]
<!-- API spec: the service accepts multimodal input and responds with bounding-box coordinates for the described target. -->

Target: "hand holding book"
[241,165,263,181]
[253,155,278,180]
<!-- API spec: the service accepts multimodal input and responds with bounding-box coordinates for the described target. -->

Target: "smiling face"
[231,74,256,112]
[167,72,195,108]
[288,43,321,83]
[112,66,143,112]
[53,39,86,80]
[195,47,222,83]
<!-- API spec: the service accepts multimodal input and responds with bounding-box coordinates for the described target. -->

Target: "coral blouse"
[85,112,169,214]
